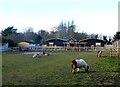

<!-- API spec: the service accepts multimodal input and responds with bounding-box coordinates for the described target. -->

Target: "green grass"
[2,51,120,86]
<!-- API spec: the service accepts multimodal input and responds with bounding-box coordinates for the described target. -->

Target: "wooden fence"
[109,48,120,58]
[8,46,100,52]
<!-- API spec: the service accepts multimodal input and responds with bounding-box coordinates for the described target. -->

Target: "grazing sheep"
[32,53,41,58]
[42,51,50,56]
[71,59,89,74]
[97,50,102,57]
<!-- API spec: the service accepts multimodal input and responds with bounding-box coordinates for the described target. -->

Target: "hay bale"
[18,42,29,48]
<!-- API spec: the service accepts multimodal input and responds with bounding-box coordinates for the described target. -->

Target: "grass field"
[2,51,120,86]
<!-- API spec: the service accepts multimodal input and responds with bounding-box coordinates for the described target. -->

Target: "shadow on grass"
[88,70,120,73]
[74,70,120,74]
[101,55,108,57]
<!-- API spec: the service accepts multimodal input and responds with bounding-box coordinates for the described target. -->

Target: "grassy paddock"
[2,51,120,85]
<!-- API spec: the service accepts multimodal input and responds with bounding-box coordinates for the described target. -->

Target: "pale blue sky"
[0,0,119,36]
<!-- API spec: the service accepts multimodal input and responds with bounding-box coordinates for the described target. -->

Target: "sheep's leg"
[84,66,89,72]
[85,68,88,72]
[72,69,75,74]
[97,53,98,57]
[71,64,75,74]
[76,68,80,72]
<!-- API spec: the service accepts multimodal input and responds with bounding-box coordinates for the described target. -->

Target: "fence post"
[109,48,112,57]
[118,48,120,58]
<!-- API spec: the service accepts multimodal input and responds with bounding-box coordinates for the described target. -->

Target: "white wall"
[0,43,8,51]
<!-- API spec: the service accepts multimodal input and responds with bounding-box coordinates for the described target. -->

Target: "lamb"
[32,53,41,58]
[71,59,89,74]
[97,50,102,57]
[42,51,50,56]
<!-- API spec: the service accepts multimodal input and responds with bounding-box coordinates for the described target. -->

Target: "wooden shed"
[45,38,68,46]
[79,39,105,47]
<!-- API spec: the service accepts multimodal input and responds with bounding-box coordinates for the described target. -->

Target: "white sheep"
[32,53,41,58]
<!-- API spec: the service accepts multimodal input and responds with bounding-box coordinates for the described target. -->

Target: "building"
[0,43,8,51]
[79,39,105,47]
[63,40,86,47]
[18,41,40,51]
[44,38,68,46]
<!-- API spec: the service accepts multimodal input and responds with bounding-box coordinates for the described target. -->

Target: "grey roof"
[79,38,105,42]
[46,38,68,42]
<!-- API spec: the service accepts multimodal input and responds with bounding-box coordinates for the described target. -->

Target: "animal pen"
[110,40,120,57]
[63,42,87,51]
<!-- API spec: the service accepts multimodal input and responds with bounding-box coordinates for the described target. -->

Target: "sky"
[0,0,119,37]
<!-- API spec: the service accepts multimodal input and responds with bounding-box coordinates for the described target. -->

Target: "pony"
[71,59,89,74]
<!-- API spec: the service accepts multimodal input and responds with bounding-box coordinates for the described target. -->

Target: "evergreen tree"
[113,32,120,40]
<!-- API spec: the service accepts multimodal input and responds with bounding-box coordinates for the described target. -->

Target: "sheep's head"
[71,60,77,74]
[85,65,89,72]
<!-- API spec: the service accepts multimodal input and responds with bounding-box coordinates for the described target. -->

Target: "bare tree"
[38,30,50,43]
[67,20,76,39]
[23,27,41,42]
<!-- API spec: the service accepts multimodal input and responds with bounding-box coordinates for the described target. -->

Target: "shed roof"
[79,39,105,42]
[45,38,68,42]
